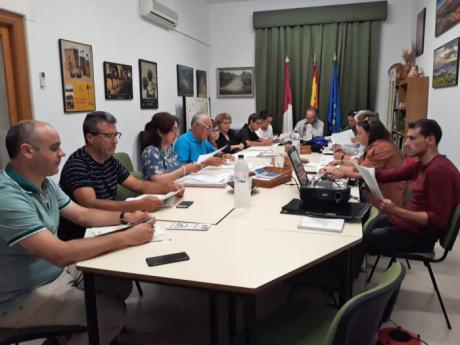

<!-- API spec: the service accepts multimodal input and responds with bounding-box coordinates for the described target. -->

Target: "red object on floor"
[376,326,421,345]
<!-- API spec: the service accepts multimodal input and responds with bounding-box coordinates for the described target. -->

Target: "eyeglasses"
[169,127,179,133]
[91,132,122,139]
[198,122,212,131]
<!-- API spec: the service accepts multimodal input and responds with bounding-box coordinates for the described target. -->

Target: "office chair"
[367,203,460,329]
[245,262,405,345]
[113,152,144,297]
[0,325,86,345]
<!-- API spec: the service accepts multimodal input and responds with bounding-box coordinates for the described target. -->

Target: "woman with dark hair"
[208,118,219,148]
[141,112,201,182]
[321,117,408,206]
[215,112,244,153]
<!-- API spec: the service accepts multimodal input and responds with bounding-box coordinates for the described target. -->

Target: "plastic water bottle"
[234,154,250,209]
[292,129,300,150]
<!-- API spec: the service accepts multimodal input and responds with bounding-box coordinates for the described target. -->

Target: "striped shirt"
[58,147,129,240]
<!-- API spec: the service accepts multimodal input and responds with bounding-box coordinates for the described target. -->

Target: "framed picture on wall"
[217,67,255,98]
[103,61,133,100]
[139,59,158,109]
[416,8,426,57]
[58,39,96,112]
[196,70,207,98]
[177,64,194,96]
[432,37,459,88]
[435,0,460,37]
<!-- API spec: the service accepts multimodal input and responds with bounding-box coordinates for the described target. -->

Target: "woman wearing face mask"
[321,116,408,206]
[141,112,201,183]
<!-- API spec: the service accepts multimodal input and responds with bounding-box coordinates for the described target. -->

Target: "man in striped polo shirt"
[59,111,182,240]
[0,120,154,344]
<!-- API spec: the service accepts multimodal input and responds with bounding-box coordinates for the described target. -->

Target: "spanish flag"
[309,57,318,109]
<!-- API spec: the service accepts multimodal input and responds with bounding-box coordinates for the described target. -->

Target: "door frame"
[0,9,32,124]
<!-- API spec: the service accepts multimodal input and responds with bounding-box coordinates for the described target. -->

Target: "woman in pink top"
[322,117,408,206]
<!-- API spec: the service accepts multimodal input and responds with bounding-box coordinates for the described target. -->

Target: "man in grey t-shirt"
[0,120,153,345]
[293,107,324,139]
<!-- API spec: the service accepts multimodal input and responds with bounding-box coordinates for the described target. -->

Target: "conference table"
[77,148,364,345]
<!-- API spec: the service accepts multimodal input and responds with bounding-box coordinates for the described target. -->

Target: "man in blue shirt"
[175,113,225,165]
[0,120,153,344]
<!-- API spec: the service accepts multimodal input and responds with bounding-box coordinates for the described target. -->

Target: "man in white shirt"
[293,107,324,140]
[256,110,274,139]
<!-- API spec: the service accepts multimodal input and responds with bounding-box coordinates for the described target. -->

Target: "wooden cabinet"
[388,76,429,147]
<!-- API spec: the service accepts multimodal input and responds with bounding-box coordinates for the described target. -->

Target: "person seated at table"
[343,109,358,135]
[215,112,244,153]
[59,111,180,241]
[208,118,219,148]
[321,116,408,207]
[0,120,154,345]
[141,112,201,183]
[362,119,460,257]
[293,107,324,140]
[256,110,274,139]
[238,113,273,148]
[174,113,229,165]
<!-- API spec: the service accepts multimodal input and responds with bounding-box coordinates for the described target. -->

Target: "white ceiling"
[205,0,254,3]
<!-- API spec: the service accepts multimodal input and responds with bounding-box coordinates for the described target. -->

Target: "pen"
[152,238,172,242]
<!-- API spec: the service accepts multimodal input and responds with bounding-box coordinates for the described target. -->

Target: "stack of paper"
[297,216,344,233]
[331,129,355,145]
[179,172,231,188]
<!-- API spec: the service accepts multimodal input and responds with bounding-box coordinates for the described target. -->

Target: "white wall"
[411,0,460,167]
[209,0,414,128]
[0,0,211,170]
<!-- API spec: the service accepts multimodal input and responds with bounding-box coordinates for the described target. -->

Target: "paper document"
[85,218,166,241]
[167,222,210,231]
[127,190,181,207]
[353,162,383,199]
[331,129,355,146]
[196,146,227,164]
[297,216,344,233]
[179,172,231,187]
[319,154,334,166]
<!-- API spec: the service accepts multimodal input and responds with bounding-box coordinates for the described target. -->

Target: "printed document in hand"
[85,218,166,241]
[353,162,383,199]
[331,129,355,145]
[127,190,181,207]
[298,216,344,233]
[196,146,227,164]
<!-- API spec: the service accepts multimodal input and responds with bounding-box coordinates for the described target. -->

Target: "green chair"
[0,325,86,345]
[249,262,405,345]
[113,152,144,297]
[367,203,460,329]
[114,152,141,200]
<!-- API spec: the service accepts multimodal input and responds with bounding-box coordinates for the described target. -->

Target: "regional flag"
[282,57,293,133]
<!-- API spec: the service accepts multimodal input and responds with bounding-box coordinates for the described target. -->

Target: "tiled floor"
[22,243,460,344]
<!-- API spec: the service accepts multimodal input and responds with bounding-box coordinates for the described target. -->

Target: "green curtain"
[254,3,385,134]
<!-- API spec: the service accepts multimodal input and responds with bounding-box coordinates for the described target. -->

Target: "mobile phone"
[176,201,194,208]
[146,252,190,267]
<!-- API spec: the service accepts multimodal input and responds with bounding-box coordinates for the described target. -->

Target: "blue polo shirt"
[174,130,216,163]
[0,165,71,313]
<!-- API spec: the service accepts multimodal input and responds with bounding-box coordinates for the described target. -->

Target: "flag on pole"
[282,56,293,133]
[309,56,318,109]
[327,53,342,134]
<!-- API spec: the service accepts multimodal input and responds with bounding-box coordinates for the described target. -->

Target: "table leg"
[339,248,353,305]
[83,272,99,345]
[243,294,257,345]
[228,294,236,345]
[209,291,218,345]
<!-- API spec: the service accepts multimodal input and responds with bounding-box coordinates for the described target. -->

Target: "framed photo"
[433,37,459,88]
[103,61,133,100]
[196,70,207,98]
[139,59,158,109]
[58,39,96,112]
[436,0,460,37]
[177,64,194,96]
[416,8,426,57]
[217,67,255,98]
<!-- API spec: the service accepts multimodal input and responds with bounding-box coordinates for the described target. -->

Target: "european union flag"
[327,58,342,134]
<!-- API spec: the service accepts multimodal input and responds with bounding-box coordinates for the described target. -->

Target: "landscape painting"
[436,0,460,37]
[433,38,459,88]
[217,67,254,98]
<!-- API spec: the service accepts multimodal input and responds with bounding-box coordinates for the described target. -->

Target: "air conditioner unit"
[139,0,178,30]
